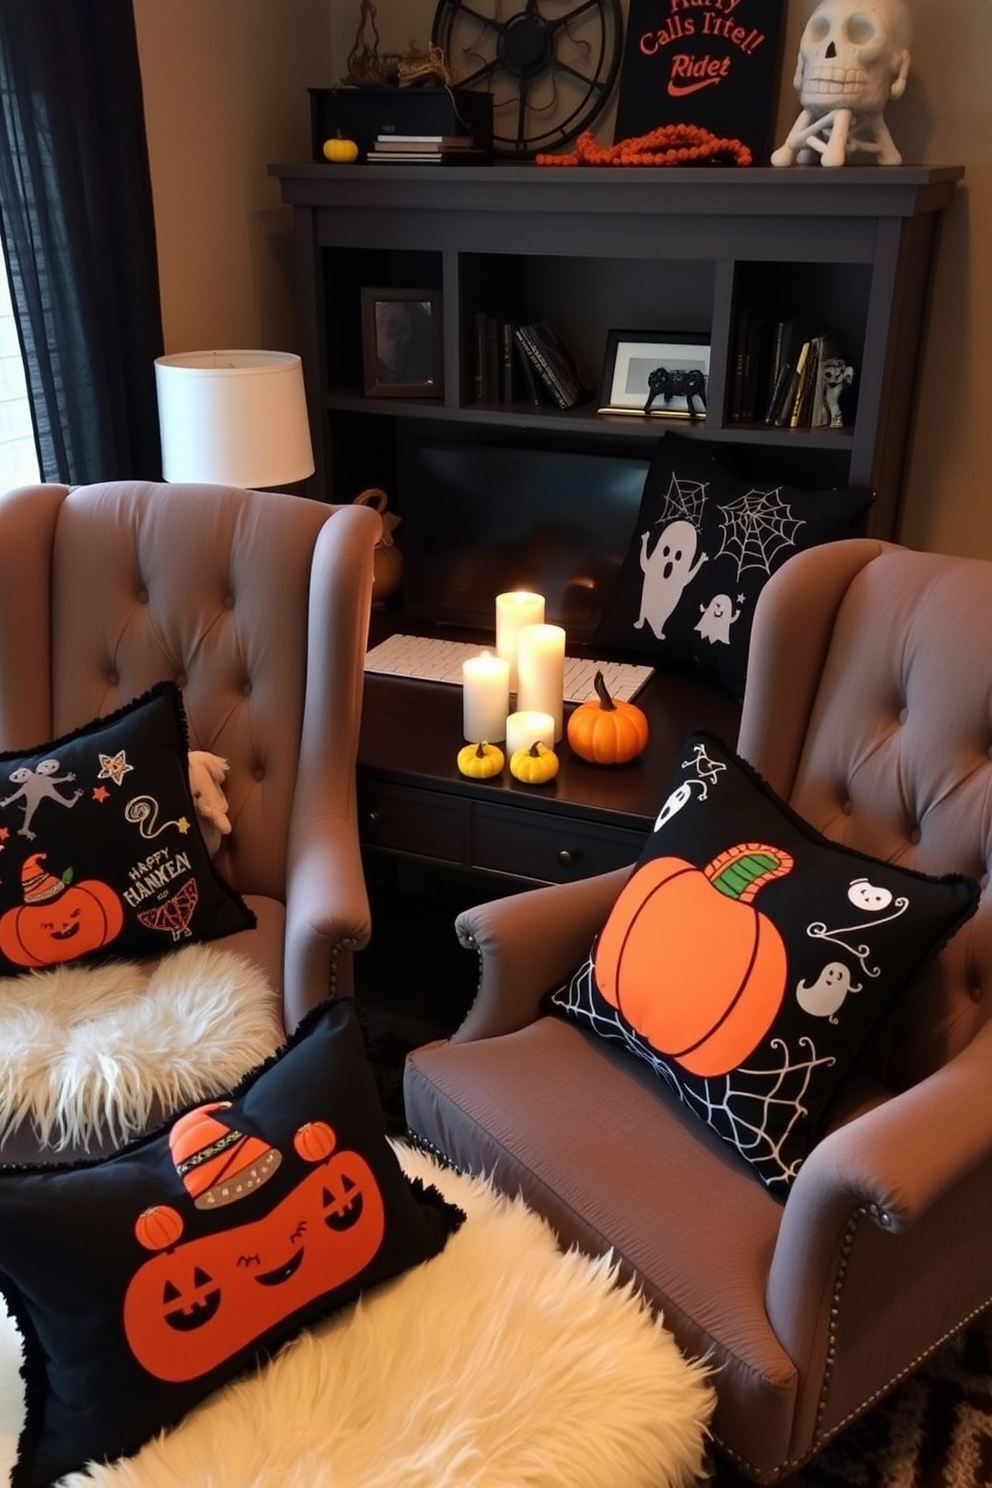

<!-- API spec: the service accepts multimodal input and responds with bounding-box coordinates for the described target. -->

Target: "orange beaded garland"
[536,126,752,169]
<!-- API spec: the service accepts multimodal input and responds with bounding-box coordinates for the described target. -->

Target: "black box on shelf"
[310,87,494,161]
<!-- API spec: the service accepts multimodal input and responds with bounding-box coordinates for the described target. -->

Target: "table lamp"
[154,350,315,487]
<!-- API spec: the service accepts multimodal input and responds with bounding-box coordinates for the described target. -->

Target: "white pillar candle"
[495,590,545,692]
[462,650,510,742]
[505,709,555,760]
[516,623,566,741]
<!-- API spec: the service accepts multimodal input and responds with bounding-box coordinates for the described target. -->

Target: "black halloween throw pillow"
[0,682,253,975]
[595,434,873,699]
[548,734,979,1196]
[0,997,465,1488]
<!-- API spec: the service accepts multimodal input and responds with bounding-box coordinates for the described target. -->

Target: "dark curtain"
[0,0,163,484]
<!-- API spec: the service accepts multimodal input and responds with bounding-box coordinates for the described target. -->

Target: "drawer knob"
[557,848,580,867]
[366,809,383,827]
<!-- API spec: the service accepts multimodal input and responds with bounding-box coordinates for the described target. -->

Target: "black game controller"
[643,366,707,419]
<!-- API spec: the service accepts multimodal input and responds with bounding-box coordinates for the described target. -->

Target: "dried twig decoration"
[342,0,400,87]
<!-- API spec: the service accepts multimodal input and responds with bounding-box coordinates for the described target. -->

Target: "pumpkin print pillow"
[0,996,465,1488]
[594,433,873,700]
[548,733,979,1196]
[0,681,253,976]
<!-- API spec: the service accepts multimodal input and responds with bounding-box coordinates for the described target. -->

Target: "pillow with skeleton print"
[0,681,253,978]
[595,433,873,700]
[548,733,978,1196]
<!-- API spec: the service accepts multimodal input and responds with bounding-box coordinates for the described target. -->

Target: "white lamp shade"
[154,350,315,487]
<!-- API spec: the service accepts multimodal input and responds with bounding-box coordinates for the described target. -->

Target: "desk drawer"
[359,781,464,865]
[472,802,642,883]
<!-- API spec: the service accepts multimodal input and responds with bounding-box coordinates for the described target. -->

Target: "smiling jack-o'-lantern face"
[123,1146,385,1382]
[0,854,124,968]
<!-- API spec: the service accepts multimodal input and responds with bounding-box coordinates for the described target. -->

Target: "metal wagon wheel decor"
[431,0,623,159]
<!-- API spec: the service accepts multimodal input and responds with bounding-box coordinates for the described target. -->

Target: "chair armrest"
[284,823,372,1025]
[766,1016,992,1381]
[451,867,630,1042]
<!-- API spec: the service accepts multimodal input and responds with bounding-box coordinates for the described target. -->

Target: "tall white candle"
[495,591,545,692]
[505,710,555,759]
[516,623,566,741]
[462,651,510,742]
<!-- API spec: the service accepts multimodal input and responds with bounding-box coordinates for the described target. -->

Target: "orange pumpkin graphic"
[594,842,793,1077]
[123,1126,385,1382]
[0,852,124,967]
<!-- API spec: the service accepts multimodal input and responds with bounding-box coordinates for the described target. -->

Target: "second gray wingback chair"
[406,537,992,1482]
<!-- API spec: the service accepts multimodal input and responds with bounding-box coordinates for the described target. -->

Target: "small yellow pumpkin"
[567,670,649,765]
[457,740,504,779]
[509,740,559,785]
[322,134,360,163]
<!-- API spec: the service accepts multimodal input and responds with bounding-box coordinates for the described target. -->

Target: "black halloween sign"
[613,0,787,164]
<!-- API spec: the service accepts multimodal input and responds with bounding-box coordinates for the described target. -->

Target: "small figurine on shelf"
[771,0,911,168]
[819,357,855,429]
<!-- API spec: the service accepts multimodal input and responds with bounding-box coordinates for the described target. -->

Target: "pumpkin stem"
[705,842,794,903]
[593,669,617,712]
[529,741,544,756]
[476,741,488,757]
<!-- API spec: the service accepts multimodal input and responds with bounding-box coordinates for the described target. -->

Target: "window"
[0,236,39,490]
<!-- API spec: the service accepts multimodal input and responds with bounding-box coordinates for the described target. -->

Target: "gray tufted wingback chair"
[0,479,379,1046]
[405,537,992,1482]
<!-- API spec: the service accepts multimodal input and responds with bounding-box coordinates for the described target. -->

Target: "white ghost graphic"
[848,877,894,912]
[796,961,863,1022]
[694,593,742,646]
[636,520,707,640]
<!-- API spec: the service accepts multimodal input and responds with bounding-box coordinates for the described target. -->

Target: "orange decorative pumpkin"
[567,670,649,765]
[0,853,124,968]
[594,842,794,1077]
[294,1120,336,1163]
[135,1205,185,1253]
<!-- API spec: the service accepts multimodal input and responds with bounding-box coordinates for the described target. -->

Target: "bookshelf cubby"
[271,162,962,540]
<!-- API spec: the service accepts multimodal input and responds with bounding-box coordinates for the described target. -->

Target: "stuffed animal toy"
[187,751,232,856]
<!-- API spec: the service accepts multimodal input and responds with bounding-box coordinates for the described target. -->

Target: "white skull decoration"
[771,0,911,168]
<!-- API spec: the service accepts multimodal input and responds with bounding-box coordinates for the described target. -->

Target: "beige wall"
[134,0,331,355]
[138,0,992,559]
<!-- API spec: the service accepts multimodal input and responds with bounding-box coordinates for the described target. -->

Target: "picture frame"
[598,330,710,420]
[361,287,444,398]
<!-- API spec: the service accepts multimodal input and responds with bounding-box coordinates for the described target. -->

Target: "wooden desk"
[358,664,741,888]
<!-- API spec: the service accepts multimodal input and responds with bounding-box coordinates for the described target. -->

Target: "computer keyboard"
[364,633,654,704]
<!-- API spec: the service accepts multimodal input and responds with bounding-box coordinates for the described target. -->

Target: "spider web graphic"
[554,959,834,1192]
[716,487,806,579]
[656,472,708,529]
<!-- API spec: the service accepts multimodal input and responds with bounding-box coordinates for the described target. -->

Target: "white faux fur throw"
[0,945,283,1151]
[0,1145,713,1488]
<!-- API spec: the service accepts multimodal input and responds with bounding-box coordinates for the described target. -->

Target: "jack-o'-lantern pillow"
[0,682,252,976]
[0,997,465,1488]
[549,734,979,1196]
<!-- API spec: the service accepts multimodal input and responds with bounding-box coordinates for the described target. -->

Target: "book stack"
[513,321,587,410]
[763,325,847,429]
[366,134,490,165]
[471,315,587,409]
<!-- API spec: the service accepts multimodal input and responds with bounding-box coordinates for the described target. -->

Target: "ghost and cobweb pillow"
[595,434,873,699]
[0,996,465,1488]
[548,733,979,1196]
[0,681,253,976]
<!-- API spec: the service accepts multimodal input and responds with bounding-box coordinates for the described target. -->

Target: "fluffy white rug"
[0,945,283,1150]
[0,1145,715,1488]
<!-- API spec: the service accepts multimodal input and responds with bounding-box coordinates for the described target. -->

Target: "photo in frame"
[361,288,444,398]
[599,331,710,420]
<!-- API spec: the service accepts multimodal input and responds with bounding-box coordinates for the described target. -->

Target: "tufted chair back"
[0,480,380,1032]
[738,538,992,1092]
